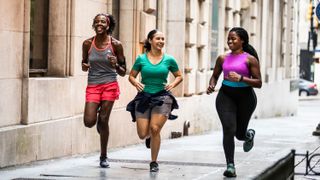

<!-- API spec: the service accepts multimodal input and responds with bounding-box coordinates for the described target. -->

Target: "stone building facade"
[0,0,299,167]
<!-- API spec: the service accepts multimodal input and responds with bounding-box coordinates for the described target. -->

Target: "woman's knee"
[83,117,96,128]
[137,131,149,139]
[99,108,111,122]
[223,126,236,135]
[150,125,160,136]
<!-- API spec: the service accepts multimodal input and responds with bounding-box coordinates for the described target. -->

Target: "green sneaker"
[223,163,236,177]
[243,129,255,152]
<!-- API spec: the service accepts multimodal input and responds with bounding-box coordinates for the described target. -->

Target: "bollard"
[183,121,190,136]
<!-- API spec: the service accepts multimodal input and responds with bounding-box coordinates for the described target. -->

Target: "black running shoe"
[223,163,236,177]
[145,137,151,149]
[100,156,110,168]
[150,161,159,172]
[243,129,255,152]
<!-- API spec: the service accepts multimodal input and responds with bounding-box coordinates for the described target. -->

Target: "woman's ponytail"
[143,29,159,52]
[144,39,151,52]
[243,43,259,62]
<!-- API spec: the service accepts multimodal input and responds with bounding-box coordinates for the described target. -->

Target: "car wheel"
[300,91,309,97]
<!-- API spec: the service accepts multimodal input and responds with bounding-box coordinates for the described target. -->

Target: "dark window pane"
[112,0,120,39]
[29,0,49,76]
[210,0,219,70]
[211,0,219,30]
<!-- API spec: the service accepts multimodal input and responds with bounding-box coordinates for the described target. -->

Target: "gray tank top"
[87,36,117,85]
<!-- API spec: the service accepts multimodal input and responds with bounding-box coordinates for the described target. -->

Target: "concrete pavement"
[0,98,320,180]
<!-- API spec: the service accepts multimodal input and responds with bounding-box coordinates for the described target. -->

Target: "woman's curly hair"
[92,13,116,35]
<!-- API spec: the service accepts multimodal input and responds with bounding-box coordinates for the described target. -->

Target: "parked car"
[299,79,318,96]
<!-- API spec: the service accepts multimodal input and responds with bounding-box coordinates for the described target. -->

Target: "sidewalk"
[0,99,319,180]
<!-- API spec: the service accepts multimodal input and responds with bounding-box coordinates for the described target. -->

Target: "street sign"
[316,3,320,21]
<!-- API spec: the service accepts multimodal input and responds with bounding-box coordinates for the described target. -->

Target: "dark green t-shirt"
[132,53,179,94]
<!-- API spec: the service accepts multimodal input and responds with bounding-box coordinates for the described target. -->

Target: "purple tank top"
[223,52,250,79]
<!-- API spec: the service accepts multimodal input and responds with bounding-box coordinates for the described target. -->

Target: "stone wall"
[0,0,299,168]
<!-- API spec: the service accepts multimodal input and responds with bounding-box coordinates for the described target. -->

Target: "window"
[210,0,219,70]
[112,0,120,39]
[29,0,49,77]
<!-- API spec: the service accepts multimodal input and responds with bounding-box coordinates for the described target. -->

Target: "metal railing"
[254,148,320,179]
[295,147,320,176]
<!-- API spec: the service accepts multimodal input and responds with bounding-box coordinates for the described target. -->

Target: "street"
[1,98,320,180]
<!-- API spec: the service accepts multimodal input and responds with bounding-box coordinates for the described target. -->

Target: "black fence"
[254,149,320,180]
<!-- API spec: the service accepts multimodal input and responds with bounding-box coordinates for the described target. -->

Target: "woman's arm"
[111,38,127,76]
[128,69,144,92]
[165,70,183,91]
[207,55,223,94]
[81,39,91,72]
[244,56,262,88]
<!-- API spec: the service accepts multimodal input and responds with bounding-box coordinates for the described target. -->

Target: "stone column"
[22,0,31,125]
[184,0,197,96]
[166,0,185,97]
[260,0,269,83]
[47,0,70,76]
[157,0,167,32]
[119,0,135,68]
[196,0,210,95]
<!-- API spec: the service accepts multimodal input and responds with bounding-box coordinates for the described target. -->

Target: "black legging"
[216,84,257,164]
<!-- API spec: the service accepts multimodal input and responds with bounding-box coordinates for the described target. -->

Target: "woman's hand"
[134,80,144,92]
[129,70,144,92]
[165,83,175,91]
[82,63,90,72]
[207,55,223,95]
[228,71,242,82]
[108,55,118,68]
[166,70,183,91]
[207,85,215,94]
